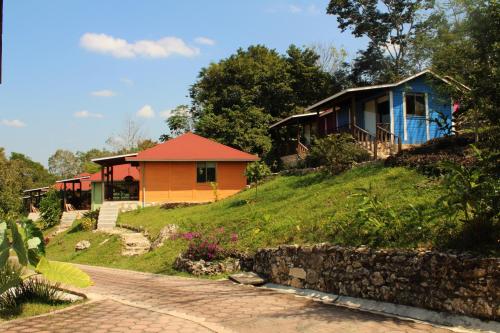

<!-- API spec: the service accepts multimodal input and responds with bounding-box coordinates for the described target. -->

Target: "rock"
[229,272,266,286]
[371,272,385,286]
[75,240,90,251]
[174,255,241,276]
[289,267,306,279]
[150,224,178,250]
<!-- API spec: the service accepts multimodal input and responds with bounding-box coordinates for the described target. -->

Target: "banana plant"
[0,219,92,288]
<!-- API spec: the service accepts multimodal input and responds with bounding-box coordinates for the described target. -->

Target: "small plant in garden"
[181,228,238,261]
[39,189,62,229]
[307,133,370,175]
[0,218,92,290]
[210,182,219,202]
[80,217,96,231]
[245,161,271,199]
[436,146,499,251]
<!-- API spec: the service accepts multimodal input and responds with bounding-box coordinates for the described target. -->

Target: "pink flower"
[230,233,238,242]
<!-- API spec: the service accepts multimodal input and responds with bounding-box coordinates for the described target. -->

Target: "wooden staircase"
[352,124,402,159]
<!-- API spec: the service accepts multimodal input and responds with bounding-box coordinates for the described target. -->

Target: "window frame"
[405,92,427,117]
[196,161,217,183]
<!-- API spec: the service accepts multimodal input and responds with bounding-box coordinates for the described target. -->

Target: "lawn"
[118,163,443,250]
[46,163,446,274]
[0,301,77,321]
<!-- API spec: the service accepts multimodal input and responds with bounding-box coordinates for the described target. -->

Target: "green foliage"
[0,217,92,288]
[307,133,371,174]
[36,257,92,288]
[421,0,499,134]
[165,105,193,137]
[80,217,96,232]
[327,0,433,83]
[245,161,272,199]
[191,45,339,156]
[39,189,62,229]
[436,147,499,252]
[83,209,100,221]
[0,263,66,317]
[48,149,82,179]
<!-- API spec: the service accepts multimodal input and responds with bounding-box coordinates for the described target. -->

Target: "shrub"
[307,133,371,174]
[245,161,272,199]
[39,189,62,229]
[83,209,99,221]
[435,147,499,252]
[80,217,96,231]
[182,228,238,261]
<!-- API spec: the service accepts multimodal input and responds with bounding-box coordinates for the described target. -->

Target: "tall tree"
[48,149,81,179]
[106,117,145,153]
[165,105,193,137]
[327,0,433,83]
[10,153,55,189]
[0,148,22,214]
[421,0,499,139]
[190,45,339,156]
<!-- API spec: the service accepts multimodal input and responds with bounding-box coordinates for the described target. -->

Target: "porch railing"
[352,124,377,159]
[296,141,309,160]
[376,124,402,154]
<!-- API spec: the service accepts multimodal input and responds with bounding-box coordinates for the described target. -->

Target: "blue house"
[270,70,465,162]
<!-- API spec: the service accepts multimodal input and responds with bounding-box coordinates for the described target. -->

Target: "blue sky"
[0,0,365,165]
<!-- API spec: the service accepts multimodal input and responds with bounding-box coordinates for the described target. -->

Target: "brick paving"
[1,264,456,333]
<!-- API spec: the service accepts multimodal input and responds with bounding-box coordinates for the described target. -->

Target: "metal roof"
[269,112,318,129]
[91,153,138,166]
[304,69,458,112]
[55,175,91,183]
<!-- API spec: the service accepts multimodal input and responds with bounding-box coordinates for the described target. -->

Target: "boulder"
[75,240,90,251]
[150,224,178,250]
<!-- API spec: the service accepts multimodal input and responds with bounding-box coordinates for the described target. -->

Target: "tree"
[137,139,157,151]
[0,149,22,214]
[190,45,340,156]
[420,0,499,139]
[9,153,55,190]
[166,105,193,137]
[327,0,433,83]
[245,161,271,199]
[48,149,81,179]
[106,117,145,153]
[76,148,112,174]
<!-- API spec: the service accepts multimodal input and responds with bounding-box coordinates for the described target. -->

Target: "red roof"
[54,173,92,191]
[89,164,139,182]
[126,133,259,162]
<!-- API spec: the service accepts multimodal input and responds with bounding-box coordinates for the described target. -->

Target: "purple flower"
[230,233,238,242]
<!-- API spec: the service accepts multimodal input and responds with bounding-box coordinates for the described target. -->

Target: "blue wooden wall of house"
[392,76,453,144]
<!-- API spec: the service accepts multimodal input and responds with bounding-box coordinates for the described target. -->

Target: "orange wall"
[139,161,248,203]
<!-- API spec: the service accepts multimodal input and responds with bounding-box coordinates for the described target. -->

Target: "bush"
[181,228,238,261]
[80,217,96,231]
[0,263,64,316]
[306,133,371,174]
[83,209,99,221]
[39,189,62,229]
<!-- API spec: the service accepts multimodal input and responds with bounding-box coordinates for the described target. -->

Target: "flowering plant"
[181,227,238,261]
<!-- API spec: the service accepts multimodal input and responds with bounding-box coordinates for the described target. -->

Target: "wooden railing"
[376,124,402,154]
[352,124,377,159]
[296,141,309,160]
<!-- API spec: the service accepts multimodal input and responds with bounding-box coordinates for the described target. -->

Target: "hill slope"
[46,163,444,274]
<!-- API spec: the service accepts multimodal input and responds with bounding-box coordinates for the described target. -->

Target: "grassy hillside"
[119,163,442,250]
[46,163,445,274]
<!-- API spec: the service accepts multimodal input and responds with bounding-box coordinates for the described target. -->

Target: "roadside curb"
[262,283,499,333]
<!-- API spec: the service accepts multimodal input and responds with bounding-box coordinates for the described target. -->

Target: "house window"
[405,93,426,116]
[196,162,216,183]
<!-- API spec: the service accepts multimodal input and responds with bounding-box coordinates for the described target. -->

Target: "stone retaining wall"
[253,244,499,320]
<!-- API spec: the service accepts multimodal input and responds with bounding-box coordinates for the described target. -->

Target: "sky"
[0,0,365,166]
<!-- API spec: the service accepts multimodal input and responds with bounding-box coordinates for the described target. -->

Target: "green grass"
[46,163,445,274]
[0,301,76,321]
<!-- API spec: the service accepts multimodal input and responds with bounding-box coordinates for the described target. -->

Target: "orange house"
[126,133,259,205]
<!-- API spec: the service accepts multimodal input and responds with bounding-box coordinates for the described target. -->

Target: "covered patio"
[55,174,91,211]
[90,153,140,209]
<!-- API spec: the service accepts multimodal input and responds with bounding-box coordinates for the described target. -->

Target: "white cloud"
[289,4,302,13]
[80,33,200,59]
[1,119,26,128]
[307,4,320,14]
[194,37,216,46]
[74,110,104,118]
[121,77,134,86]
[159,109,172,119]
[137,105,155,118]
[91,89,116,97]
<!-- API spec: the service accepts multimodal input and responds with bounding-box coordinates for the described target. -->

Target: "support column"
[350,95,357,130]
[101,167,105,203]
[63,182,67,211]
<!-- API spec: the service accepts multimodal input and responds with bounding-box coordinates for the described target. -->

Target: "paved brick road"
[1,264,456,333]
